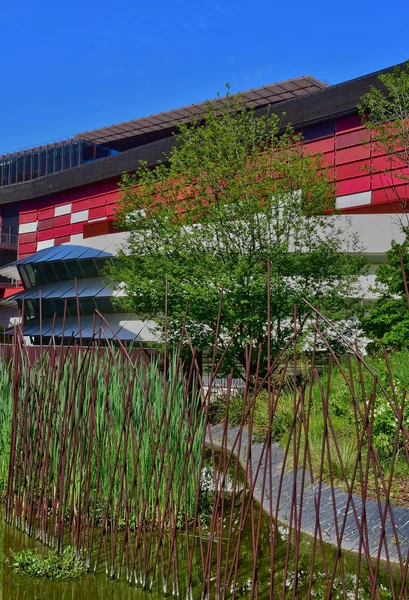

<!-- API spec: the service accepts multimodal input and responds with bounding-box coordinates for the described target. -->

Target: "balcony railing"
[0,228,17,247]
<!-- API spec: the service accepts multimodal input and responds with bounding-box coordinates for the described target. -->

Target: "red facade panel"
[304,137,334,154]
[83,219,119,239]
[38,208,54,220]
[336,145,370,165]
[337,175,371,196]
[72,199,88,212]
[321,151,335,167]
[54,214,71,228]
[335,129,369,150]
[336,159,370,181]
[336,114,363,133]
[19,242,37,255]
[107,191,120,205]
[38,218,54,231]
[106,204,116,217]
[70,222,84,235]
[372,185,409,204]
[54,225,71,239]
[372,170,409,190]
[19,232,37,245]
[89,206,106,220]
[88,192,107,206]
[19,211,38,224]
[37,229,54,241]
[54,235,70,245]
[372,155,407,172]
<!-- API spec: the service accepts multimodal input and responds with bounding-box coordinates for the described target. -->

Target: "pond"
[0,479,402,600]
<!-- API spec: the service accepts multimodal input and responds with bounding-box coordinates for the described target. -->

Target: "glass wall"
[0,140,114,187]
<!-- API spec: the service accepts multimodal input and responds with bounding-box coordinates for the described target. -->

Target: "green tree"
[109,94,365,377]
[358,61,409,196]
[362,240,409,351]
[359,62,409,350]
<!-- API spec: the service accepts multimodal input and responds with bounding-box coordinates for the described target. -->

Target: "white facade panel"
[37,239,55,251]
[71,209,89,224]
[336,191,372,209]
[19,221,38,234]
[70,233,84,243]
[55,203,72,216]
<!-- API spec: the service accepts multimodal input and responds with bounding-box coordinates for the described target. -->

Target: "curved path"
[208,424,409,564]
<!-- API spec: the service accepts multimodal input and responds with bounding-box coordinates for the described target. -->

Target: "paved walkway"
[208,425,409,563]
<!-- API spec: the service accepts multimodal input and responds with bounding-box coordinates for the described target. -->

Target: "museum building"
[0,63,407,342]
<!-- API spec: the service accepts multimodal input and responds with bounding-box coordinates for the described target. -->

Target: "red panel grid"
[337,175,371,196]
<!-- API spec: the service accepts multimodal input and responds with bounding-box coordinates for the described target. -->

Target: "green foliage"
[10,347,204,527]
[0,359,12,496]
[358,61,409,350]
[211,351,409,495]
[358,62,409,182]
[363,239,409,351]
[8,547,87,580]
[108,92,365,378]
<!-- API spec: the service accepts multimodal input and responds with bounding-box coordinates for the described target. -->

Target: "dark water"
[0,454,404,599]
[0,508,402,599]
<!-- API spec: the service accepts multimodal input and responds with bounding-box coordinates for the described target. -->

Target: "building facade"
[0,63,408,341]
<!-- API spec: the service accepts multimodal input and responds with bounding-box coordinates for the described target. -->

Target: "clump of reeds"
[4,299,409,598]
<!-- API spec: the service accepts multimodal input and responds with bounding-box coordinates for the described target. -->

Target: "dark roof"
[73,77,328,151]
[0,62,406,206]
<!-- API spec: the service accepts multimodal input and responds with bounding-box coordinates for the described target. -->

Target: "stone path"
[208,425,409,563]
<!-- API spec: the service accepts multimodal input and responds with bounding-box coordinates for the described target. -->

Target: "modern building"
[0,63,408,342]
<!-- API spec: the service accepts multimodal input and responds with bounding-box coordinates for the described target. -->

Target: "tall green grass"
[8,346,204,528]
[0,359,12,495]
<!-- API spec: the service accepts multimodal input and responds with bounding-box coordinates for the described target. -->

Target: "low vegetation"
[210,350,409,507]
[7,547,87,580]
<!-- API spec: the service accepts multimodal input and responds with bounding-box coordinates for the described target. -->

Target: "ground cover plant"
[8,547,87,580]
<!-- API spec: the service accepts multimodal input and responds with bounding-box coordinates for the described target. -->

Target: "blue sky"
[1,0,408,155]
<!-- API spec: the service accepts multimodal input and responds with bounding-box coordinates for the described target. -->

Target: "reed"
[3,297,409,597]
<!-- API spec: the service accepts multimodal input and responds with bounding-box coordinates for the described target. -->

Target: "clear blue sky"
[1,0,408,155]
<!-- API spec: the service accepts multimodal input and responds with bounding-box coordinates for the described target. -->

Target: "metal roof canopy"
[6,277,124,303]
[73,77,328,150]
[13,313,160,342]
